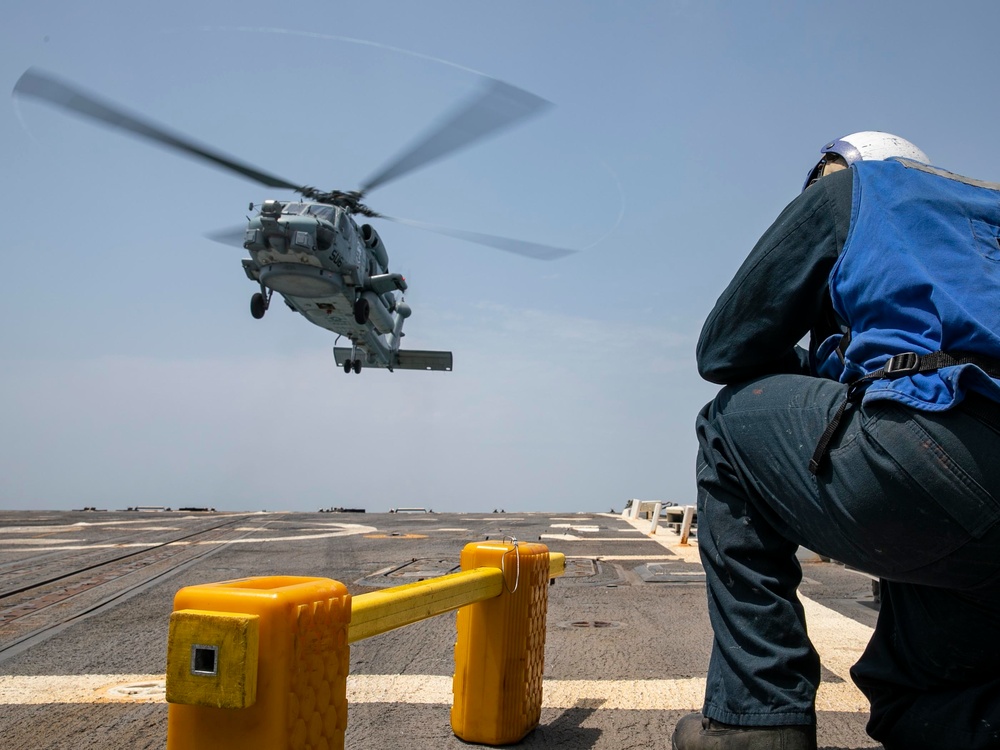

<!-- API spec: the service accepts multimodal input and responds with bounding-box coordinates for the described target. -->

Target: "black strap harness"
[808,351,1000,475]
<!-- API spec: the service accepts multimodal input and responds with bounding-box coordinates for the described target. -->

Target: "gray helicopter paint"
[240,202,430,370]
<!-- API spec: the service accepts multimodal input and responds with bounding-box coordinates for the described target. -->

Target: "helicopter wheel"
[353,298,370,325]
[343,359,352,374]
[353,359,362,374]
[250,292,267,319]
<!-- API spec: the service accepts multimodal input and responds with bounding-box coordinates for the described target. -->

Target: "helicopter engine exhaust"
[361,224,389,270]
[360,291,395,334]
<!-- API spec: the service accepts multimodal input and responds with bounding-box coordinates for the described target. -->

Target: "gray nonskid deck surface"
[0,511,884,749]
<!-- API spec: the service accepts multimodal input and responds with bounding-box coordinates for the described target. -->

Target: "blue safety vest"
[813,158,1000,410]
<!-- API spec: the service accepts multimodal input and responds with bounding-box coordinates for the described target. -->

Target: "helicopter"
[12,68,574,374]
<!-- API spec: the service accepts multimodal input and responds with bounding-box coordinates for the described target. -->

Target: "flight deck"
[0,510,884,749]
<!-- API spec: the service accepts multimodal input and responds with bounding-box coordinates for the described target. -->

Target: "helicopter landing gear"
[250,288,272,319]
[343,344,363,374]
[353,297,370,325]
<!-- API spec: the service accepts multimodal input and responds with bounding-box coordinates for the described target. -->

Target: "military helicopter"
[13,68,573,373]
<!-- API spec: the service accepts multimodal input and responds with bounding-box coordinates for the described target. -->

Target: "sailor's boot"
[671,712,817,750]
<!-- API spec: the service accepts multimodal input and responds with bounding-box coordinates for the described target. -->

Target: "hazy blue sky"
[4,1,999,513]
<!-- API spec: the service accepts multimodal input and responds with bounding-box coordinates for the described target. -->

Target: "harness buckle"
[884,351,921,378]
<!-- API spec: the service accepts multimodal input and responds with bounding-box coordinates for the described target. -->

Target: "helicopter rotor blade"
[204,225,248,247]
[13,68,305,193]
[379,215,575,261]
[359,78,551,196]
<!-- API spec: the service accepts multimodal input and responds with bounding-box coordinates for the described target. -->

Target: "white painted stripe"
[4,523,378,551]
[0,674,166,704]
[800,594,873,711]
[550,525,601,533]
[540,534,658,542]
[345,675,867,711]
[613,515,874,711]
[0,673,867,712]
[0,526,875,717]
[1,538,83,545]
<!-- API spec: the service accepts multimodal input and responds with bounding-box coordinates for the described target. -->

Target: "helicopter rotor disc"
[14,67,575,260]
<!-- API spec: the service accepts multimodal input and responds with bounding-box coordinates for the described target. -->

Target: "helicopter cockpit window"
[281,202,307,215]
[306,205,335,221]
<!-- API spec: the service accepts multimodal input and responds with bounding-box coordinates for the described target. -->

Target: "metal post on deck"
[679,505,696,545]
[648,502,662,535]
[629,498,642,520]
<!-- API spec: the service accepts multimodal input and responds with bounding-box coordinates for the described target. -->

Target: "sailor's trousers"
[696,374,1000,749]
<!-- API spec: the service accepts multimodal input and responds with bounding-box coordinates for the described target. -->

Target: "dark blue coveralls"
[696,161,1000,750]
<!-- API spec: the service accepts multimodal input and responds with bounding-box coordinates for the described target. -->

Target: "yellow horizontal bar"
[549,552,565,579]
[349,568,502,643]
[349,553,567,644]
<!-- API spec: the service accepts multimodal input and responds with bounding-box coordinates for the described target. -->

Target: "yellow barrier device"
[349,551,565,644]
[451,540,552,745]
[166,576,351,750]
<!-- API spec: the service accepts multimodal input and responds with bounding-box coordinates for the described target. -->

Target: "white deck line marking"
[540,535,658,542]
[1,538,83,545]
[0,521,875,715]
[623,512,875,711]
[550,525,600,533]
[0,673,869,712]
[799,594,874,711]
[1,523,378,551]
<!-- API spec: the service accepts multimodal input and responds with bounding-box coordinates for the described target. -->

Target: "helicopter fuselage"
[241,199,449,373]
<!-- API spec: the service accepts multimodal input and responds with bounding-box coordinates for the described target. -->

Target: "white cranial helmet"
[803,131,930,190]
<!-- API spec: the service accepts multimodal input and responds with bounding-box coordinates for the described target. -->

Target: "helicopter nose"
[281,217,319,252]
